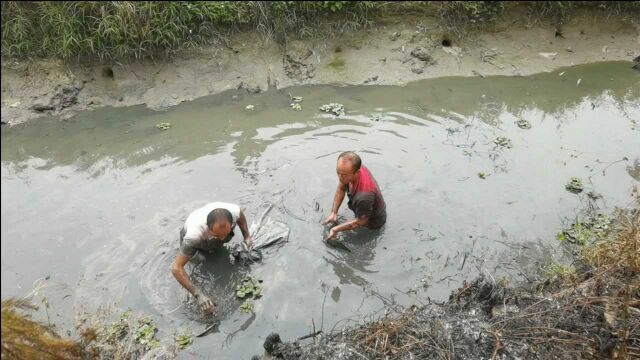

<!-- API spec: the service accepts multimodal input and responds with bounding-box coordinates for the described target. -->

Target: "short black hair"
[338,151,361,171]
[207,208,233,228]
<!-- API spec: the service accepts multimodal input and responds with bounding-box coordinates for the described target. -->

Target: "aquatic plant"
[239,301,254,313]
[235,275,263,299]
[319,103,345,116]
[515,119,531,129]
[175,333,193,350]
[494,136,512,149]
[565,177,584,193]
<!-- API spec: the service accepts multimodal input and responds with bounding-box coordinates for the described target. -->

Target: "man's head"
[336,151,361,184]
[206,208,233,240]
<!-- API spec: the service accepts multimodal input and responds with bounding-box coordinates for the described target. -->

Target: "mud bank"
[2,10,639,126]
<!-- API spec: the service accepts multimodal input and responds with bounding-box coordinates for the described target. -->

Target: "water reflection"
[2,62,637,175]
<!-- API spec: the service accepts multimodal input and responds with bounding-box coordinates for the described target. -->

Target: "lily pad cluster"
[516,119,531,129]
[245,104,255,111]
[155,122,171,130]
[239,301,254,313]
[320,103,345,116]
[290,103,302,111]
[175,333,193,350]
[235,275,262,299]
[494,136,512,149]
[565,177,584,193]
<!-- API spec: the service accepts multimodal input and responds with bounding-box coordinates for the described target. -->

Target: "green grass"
[2,1,639,61]
[327,57,346,69]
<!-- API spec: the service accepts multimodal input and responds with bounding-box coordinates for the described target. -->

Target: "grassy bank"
[2,1,639,61]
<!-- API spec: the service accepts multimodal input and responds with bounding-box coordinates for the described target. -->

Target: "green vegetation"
[327,57,346,70]
[155,122,172,130]
[542,262,576,281]
[133,317,157,346]
[494,136,512,149]
[235,275,263,299]
[240,301,255,313]
[3,2,639,61]
[175,333,193,350]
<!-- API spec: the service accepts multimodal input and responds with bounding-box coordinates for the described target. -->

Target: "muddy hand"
[195,289,216,314]
[325,228,337,241]
[244,237,254,250]
[323,212,337,225]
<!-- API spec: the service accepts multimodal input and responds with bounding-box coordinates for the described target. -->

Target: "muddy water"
[2,62,639,358]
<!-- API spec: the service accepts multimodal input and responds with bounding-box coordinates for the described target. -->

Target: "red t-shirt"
[346,165,387,229]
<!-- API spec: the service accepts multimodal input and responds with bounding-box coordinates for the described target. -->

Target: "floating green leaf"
[494,136,512,149]
[320,103,345,116]
[235,275,262,299]
[239,301,254,313]
[134,318,157,345]
[155,122,171,130]
[515,119,531,129]
[175,333,193,350]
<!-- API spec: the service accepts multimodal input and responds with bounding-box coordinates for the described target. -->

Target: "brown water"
[2,61,639,358]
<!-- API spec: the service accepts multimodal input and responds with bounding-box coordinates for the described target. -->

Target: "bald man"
[323,151,387,241]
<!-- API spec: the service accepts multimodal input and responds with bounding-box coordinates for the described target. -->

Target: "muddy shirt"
[179,202,241,257]
[346,166,387,229]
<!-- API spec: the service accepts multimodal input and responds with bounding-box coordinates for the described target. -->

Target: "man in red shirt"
[323,151,387,241]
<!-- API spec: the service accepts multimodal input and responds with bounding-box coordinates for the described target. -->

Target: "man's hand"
[244,237,254,250]
[323,212,338,225]
[194,288,216,314]
[325,227,338,241]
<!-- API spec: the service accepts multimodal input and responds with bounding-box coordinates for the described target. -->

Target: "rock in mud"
[263,332,282,355]
[30,98,55,112]
[238,81,262,94]
[410,62,425,74]
[410,47,433,63]
[31,84,81,113]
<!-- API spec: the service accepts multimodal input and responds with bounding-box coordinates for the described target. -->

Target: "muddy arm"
[237,210,252,246]
[332,215,368,233]
[171,254,197,295]
[326,215,368,240]
[325,182,347,224]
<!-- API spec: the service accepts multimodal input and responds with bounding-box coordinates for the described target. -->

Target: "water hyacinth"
[319,103,345,116]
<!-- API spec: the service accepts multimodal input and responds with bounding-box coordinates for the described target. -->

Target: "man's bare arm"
[325,215,368,240]
[172,253,215,313]
[171,254,197,294]
[237,210,253,248]
[324,182,347,224]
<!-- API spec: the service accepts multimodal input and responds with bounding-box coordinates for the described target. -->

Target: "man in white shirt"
[171,202,253,314]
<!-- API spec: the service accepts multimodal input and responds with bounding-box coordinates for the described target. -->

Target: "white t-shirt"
[180,202,241,256]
